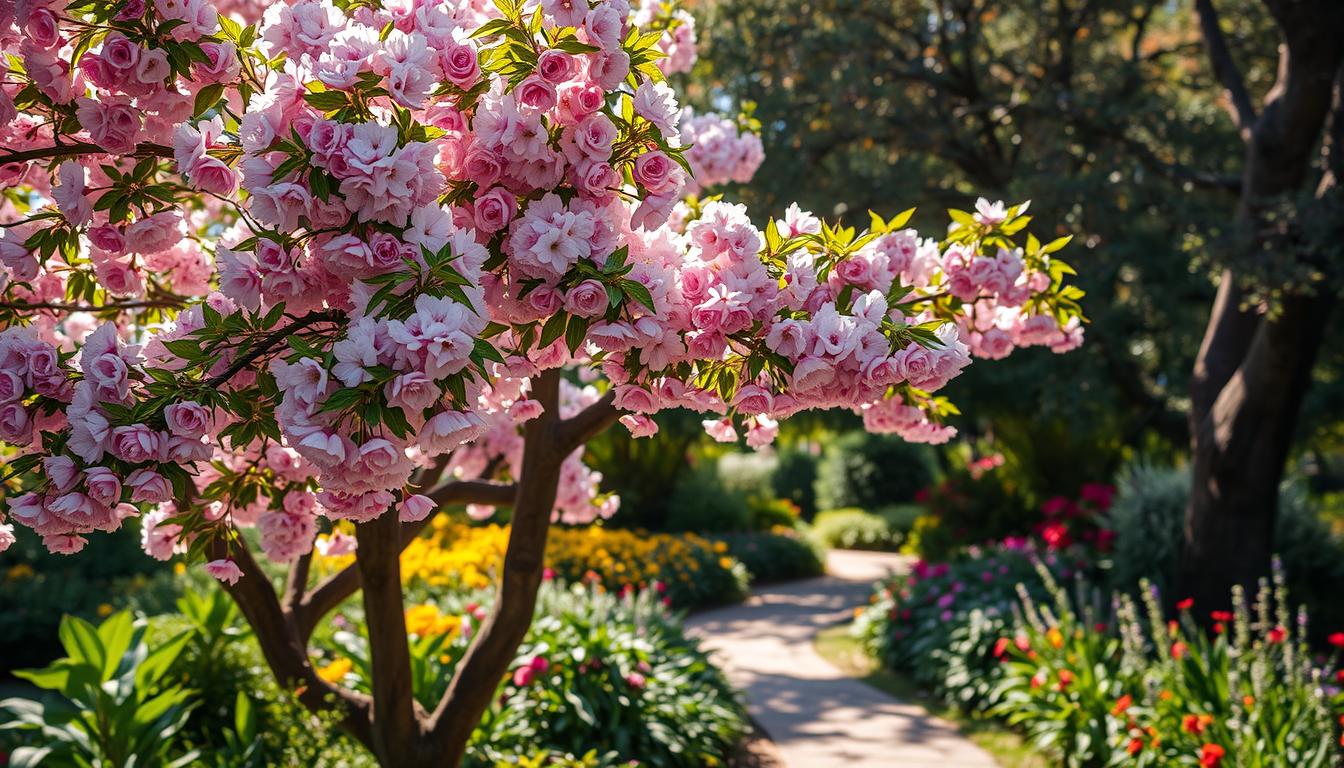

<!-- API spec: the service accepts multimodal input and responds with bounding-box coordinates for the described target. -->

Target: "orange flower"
[1159,690,1174,701]
[1046,627,1064,649]
[1126,738,1143,755]
[1199,743,1226,767]
[1242,695,1254,709]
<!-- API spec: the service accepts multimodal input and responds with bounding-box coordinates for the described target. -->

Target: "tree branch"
[0,141,173,166]
[427,369,563,764]
[294,477,516,641]
[203,309,343,389]
[214,539,374,747]
[283,551,313,614]
[0,297,187,313]
[1194,0,1257,140]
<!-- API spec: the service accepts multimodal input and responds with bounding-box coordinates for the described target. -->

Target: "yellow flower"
[5,563,34,581]
[97,603,114,617]
[317,658,352,684]
[1046,627,1064,649]
[173,562,186,576]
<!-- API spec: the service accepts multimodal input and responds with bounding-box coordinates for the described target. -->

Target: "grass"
[813,623,1048,768]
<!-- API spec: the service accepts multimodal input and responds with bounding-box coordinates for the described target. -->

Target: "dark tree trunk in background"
[1179,0,1344,613]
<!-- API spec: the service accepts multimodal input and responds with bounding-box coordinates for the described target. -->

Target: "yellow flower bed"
[319,518,748,607]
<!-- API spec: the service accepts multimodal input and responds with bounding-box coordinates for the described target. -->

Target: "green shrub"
[0,522,169,671]
[771,448,820,519]
[717,451,777,497]
[745,495,801,531]
[875,504,923,535]
[814,432,935,511]
[810,508,899,551]
[853,541,1083,709]
[713,530,824,583]
[663,464,751,533]
[1,611,199,767]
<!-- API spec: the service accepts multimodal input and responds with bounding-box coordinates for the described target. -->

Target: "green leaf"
[57,615,105,673]
[193,83,224,117]
[539,311,567,348]
[564,314,590,354]
[620,280,656,314]
[303,90,349,112]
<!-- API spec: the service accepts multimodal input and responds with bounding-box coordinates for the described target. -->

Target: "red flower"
[993,637,1010,659]
[1171,641,1188,660]
[1183,714,1208,734]
[1267,626,1288,644]
[1039,522,1073,550]
[1176,597,1194,611]
[1041,496,1072,518]
[1056,669,1074,690]
[1327,632,1344,648]
[1210,611,1233,623]
[1126,738,1144,755]
[1199,743,1226,767]
[1111,694,1132,716]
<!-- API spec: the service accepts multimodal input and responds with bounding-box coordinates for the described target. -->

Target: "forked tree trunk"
[1179,0,1344,613]
[216,368,625,766]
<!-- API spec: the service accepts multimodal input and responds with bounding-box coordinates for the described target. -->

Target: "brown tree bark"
[1179,0,1344,613]
[216,366,628,767]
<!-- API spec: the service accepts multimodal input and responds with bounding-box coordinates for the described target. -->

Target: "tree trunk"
[1179,2,1344,612]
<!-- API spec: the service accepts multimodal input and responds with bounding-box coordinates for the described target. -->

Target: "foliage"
[1104,464,1344,641]
[315,582,748,767]
[990,564,1344,767]
[810,508,901,552]
[0,523,171,672]
[0,611,198,768]
[321,519,749,610]
[663,464,753,533]
[814,431,936,512]
[712,528,825,583]
[1103,462,1194,593]
[855,541,1092,710]
[771,447,821,520]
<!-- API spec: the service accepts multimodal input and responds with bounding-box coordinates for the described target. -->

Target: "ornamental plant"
[0,0,1084,764]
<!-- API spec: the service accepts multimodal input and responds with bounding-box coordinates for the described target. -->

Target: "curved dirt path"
[687,550,999,768]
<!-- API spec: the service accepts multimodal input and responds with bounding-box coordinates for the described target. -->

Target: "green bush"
[0,522,170,671]
[810,508,899,551]
[814,431,935,511]
[716,451,777,497]
[713,530,825,583]
[875,504,923,535]
[771,448,820,519]
[663,464,751,533]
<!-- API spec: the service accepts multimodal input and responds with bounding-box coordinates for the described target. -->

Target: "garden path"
[686,550,1000,768]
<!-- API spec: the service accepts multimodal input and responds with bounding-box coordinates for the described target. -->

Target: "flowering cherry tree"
[0,0,1084,763]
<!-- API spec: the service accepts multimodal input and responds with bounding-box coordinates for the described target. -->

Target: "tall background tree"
[1180,0,1344,611]
[691,0,1344,572]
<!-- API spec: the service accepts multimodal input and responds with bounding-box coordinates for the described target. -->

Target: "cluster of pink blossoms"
[0,0,1084,582]
[678,110,765,194]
